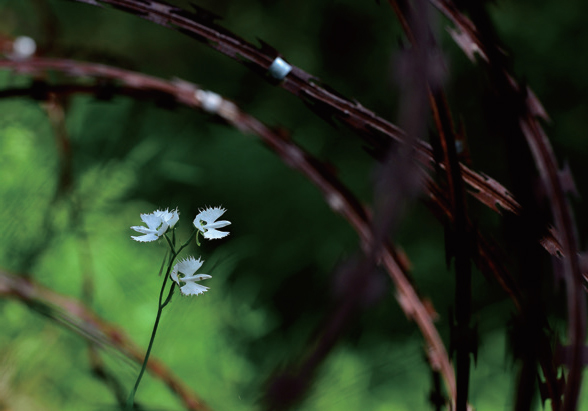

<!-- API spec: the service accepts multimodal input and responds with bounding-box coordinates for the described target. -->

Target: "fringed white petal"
[180,282,209,296]
[131,233,159,242]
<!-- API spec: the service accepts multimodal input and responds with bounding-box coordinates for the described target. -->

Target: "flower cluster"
[130,208,180,242]
[131,206,230,296]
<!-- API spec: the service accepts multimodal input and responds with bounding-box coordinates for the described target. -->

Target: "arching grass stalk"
[126,206,231,409]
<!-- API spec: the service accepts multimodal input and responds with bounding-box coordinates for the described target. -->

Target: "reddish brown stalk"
[0,269,211,411]
[519,113,585,410]
[386,2,571,407]
[423,174,522,311]
[426,1,586,408]
[63,0,521,220]
[429,90,473,411]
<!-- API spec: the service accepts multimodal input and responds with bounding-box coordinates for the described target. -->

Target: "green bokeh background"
[0,0,587,409]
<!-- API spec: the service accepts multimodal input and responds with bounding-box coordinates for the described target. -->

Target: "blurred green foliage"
[0,0,587,410]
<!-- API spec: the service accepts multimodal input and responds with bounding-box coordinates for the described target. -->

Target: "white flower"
[171,256,211,296]
[131,208,179,242]
[193,206,231,239]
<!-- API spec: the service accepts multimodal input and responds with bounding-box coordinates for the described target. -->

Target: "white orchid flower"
[131,208,179,242]
[193,206,231,239]
[171,256,212,296]
[156,208,180,229]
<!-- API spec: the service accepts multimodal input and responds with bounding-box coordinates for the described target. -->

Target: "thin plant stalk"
[125,230,197,409]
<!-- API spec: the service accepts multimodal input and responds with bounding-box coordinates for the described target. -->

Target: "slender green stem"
[164,234,175,256]
[162,282,176,309]
[181,229,198,252]
[125,272,170,409]
[126,229,199,409]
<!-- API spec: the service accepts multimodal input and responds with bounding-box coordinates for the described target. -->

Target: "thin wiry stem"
[126,272,172,409]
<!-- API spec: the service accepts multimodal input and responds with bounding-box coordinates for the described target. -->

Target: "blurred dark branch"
[429,1,586,409]
[518,93,585,411]
[422,119,562,410]
[387,3,473,407]
[423,173,524,310]
[429,91,473,411]
[0,269,211,411]
[62,0,521,220]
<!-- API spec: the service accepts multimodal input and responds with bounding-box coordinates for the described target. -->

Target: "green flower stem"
[125,271,170,409]
[161,282,176,309]
[126,229,199,409]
